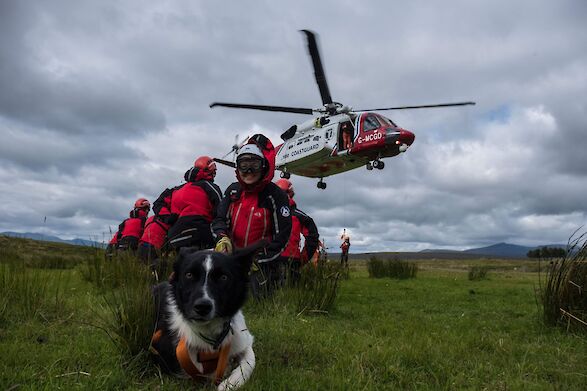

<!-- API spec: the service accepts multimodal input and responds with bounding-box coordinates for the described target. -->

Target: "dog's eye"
[185,272,193,279]
[219,274,228,281]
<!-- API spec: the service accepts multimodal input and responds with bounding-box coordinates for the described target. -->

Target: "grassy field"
[1,237,586,390]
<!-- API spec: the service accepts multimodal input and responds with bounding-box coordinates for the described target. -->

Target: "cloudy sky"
[1,0,586,252]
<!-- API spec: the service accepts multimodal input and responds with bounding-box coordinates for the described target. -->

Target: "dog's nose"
[193,299,213,317]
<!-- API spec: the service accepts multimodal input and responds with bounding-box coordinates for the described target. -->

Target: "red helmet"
[134,198,150,210]
[275,178,294,198]
[194,156,217,175]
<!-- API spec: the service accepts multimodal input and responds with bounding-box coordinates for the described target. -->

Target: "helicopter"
[211,30,475,189]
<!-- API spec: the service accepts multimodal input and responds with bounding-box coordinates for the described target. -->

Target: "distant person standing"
[340,229,350,267]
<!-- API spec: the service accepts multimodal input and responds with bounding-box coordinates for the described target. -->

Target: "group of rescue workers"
[107,134,330,298]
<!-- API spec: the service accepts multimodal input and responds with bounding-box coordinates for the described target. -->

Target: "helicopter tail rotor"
[221,134,250,160]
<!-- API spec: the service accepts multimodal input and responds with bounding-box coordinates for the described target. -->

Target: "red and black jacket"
[117,208,148,241]
[139,215,170,249]
[153,185,184,223]
[169,180,222,223]
[140,185,183,248]
[281,198,319,262]
[167,169,222,249]
[212,135,292,263]
[169,164,222,225]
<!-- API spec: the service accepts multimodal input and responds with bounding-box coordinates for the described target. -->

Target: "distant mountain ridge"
[340,242,568,260]
[1,232,567,257]
[1,231,105,248]
[462,242,567,258]
[420,242,566,258]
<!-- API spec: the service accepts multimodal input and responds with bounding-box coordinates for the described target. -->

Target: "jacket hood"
[236,134,276,192]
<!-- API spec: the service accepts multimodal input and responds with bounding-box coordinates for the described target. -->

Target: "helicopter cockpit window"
[380,116,397,127]
[363,115,381,132]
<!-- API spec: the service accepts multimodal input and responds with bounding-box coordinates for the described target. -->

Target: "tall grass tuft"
[0,244,24,265]
[93,252,158,367]
[539,230,587,332]
[0,261,67,323]
[367,256,418,279]
[275,261,341,316]
[80,253,108,288]
[468,266,489,281]
[30,253,83,269]
[367,256,387,278]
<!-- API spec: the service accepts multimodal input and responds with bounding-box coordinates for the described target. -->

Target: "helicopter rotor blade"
[356,102,476,112]
[210,102,314,115]
[301,30,333,106]
[213,158,236,168]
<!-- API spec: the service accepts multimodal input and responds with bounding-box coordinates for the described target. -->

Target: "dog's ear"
[171,255,181,284]
[172,247,195,282]
[231,239,269,271]
[172,247,206,282]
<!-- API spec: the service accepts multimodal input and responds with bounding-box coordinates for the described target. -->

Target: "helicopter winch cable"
[355,102,476,112]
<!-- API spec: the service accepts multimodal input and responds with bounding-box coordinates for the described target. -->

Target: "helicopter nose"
[398,129,415,146]
[385,127,415,152]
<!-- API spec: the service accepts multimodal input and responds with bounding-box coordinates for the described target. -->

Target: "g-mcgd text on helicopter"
[211,30,475,189]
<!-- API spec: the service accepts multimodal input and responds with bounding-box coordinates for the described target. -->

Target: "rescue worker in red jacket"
[275,178,319,285]
[106,232,119,259]
[138,185,182,264]
[212,134,292,299]
[167,156,222,250]
[114,198,150,252]
[340,229,351,267]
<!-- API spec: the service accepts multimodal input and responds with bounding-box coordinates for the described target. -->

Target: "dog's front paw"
[217,379,235,391]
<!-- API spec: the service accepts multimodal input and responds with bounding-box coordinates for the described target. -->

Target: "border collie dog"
[151,244,262,390]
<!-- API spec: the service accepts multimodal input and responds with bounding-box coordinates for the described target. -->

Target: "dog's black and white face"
[170,246,257,323]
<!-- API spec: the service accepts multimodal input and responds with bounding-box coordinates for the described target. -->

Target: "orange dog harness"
[151,330,231,385]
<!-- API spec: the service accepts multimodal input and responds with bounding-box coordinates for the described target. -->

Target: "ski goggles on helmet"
[237,157,264,174]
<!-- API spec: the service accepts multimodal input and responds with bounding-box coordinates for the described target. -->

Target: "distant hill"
[0,231,105,248]
[463,242,567,258]
[332,242,569,260]
[463,243,534,258]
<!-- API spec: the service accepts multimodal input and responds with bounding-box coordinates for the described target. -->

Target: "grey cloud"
[1,0,586,251]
